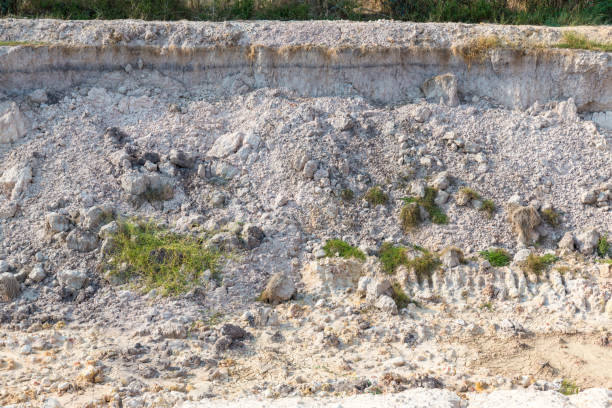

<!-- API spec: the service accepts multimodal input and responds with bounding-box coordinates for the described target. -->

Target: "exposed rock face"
[575,229,600,255]
[302,258,364,294]
[260,273,295,304]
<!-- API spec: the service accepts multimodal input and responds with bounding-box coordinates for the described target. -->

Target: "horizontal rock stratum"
[0,20,611,113]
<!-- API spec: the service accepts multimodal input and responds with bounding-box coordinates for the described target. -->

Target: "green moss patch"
[323,239,366,261]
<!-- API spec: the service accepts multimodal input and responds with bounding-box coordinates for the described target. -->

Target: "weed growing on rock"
[401,187,447,227]
[408,250,441,283]
[481,199,496,218]
[524,253,558,276]
[379,243,408,275]
[391,283,410,310]
[557,32,612,52]
[364,186,388,206]
[480,248,510,267]
[323,239,366,261]
[340,188,354,201]
[597,234,610,258]
[541,208,561,227]
[400,202,421,232]
[106,221,222,295]
[559,379,580,395]
[480,301,493,311]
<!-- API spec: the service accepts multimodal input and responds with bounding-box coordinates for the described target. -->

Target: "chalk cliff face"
[0,20,611,112]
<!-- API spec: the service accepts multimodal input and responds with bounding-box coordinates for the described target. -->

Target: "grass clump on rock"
[597,234,610,258]
[481,199,496,218]
[401,187,447,230]
[557,32,612,52]
[559,379,580,395]
[480,248,510,267]
[379,242,408,275]
[541,208,561,227]
[408,250,441,284]
[391,283,419,310]
[323,239,366,261]
[364,186,388,206]
[106,221,222,295]
[523,253,558,276]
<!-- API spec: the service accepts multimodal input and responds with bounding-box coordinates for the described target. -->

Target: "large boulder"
[66,229,99,252]
[301,258,363,294]
[421,73,459,106]
[57,269,88,291]
[46,212,72,233]
[260,273,295,304]
[0,102,27,144]
[0,165,32,200]
[575,229,600,255]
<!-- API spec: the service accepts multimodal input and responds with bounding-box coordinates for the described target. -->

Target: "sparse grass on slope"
[323,239,366,261]
[106,221,223,295]
[556,32,612,52]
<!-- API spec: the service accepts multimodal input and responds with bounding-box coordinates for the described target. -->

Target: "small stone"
[57,269,87,291]
[513,249,531,263]
[441,247,462,268]
[434,190,449,205]
[220,324,248,340]
[169,149,194,168]
[431,171,450,190]
[421,73,459,106]
[303,160,318,179]
[28,264,46,282]
[211,191,226,208]
[29,89,48,104]
[260,273,295,304]
[46,212,71,233]
[375,295,398,315]
[580,190,597,205]
[558,232,575,253]
[207,132,243,158]
[66,229,99,252]
[242,224,265,249]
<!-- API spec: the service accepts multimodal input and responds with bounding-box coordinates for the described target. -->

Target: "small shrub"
[106,221,222,295]
[391,283,410,310]
[340,188,354,201]
[597,234,610,258]
[541,208,560,227]
[379,242,407,275]
[559,379,580,396]
[364,187,388,206]
[323,239,366,261]
[524,253,558,276]
[407,250,440,283]
[480,248,510,267]
[401,187,447,227]
[480,301,493,311]
[400,203,421,232]
[481,199,495,218]
[459,187,481,200]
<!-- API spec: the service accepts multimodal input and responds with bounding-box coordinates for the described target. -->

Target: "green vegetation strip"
[480,248,510,267]
[556,32,612,52]
[379,242,440,283]
[1,0,609,25]
[401,187,447,230]
[323,239,366,261]
[107,221,223,295]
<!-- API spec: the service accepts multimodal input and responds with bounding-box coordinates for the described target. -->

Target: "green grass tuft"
[459,187,481,201]
[597,234,610,258]
[480,248,510,267]
[401,187,447,227]
[559,379,580,395]
[557,32,612,52]
[364,187,388,206]
[400,202,421,232]
[390,283,419,310]
[379,242,408,275]
[481,199,496,218]
[323,239,366,261]
[541,208,561,227]
[106,221,223,295]
[524,253,558,276]
[340,188,354,201]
